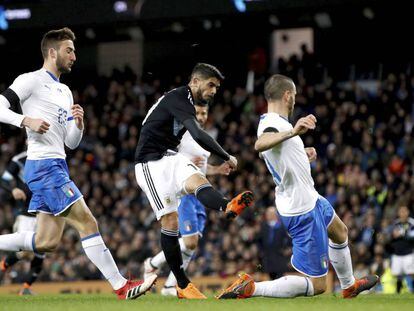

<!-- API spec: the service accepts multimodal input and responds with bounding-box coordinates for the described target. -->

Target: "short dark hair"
[264,74,295,101]
[41,27,76,59]
[191,63,225,81]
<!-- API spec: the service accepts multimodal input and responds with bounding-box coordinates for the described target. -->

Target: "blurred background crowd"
[1,0,414,294]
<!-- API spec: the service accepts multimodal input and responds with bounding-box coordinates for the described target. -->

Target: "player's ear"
[48,47,57,60]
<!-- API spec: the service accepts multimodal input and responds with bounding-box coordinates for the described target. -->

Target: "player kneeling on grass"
[217,74,378,300]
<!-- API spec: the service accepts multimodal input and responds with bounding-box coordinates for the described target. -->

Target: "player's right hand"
[292,114,317,136]
[22,116,50,134]
[12,188,27,201]
[226,155,238,171]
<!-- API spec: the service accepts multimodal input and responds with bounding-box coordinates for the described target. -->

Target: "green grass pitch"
[0,293,413,311]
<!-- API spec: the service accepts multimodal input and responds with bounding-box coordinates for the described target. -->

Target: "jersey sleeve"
[257,115,283,137]
[9,73,37,104]
[166,92,196,123]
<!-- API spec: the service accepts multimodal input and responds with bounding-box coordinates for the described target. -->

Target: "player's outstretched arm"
[183,118,231,162]
[255,114,317,152]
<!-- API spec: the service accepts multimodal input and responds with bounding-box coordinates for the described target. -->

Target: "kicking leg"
[185,173,253,218]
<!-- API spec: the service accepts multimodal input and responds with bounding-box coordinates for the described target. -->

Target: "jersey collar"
[45,70,60,82]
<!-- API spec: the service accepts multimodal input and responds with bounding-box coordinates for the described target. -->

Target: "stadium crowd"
[1,53,414,292]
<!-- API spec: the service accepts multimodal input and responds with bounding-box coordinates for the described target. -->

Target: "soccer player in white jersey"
[143,103,231,296]
[217,74,379,299]
[0,27,156,299]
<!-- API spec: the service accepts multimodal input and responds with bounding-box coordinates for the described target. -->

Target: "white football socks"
[81,233,127,290]
[0,231,35,252]
[253,275,314,297]
[328,239,355,289]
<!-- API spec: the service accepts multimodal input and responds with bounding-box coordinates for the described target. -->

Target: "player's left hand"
[217,163,231,175]
[305,147,317,162]
[71,104,84,130]
[12,188,27,201]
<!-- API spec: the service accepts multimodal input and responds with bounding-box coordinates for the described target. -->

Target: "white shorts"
[391,253,414,276]
[13,215,37,233]
[135,152,203,220]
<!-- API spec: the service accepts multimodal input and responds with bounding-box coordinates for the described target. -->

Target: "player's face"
[398,206,409,221]
[195,105,209,127]
[56,40,76,74]
[196,77,220,104]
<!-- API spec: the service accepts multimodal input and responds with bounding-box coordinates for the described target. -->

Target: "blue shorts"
[280,196,335,277]
[178,195,206,237]
[24,159,83,216]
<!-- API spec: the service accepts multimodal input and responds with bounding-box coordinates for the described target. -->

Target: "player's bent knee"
[35,239,60,253]
[184,237,198,250]
[311,278,327,295]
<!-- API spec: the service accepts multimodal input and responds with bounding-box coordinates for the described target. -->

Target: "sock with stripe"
[328,239,355,289]
[160,228,190,289]
[0,231,35,252]
[164,238,195,288]
[253,275,314,297]
[81,233,127,290]
[194,185,228,211]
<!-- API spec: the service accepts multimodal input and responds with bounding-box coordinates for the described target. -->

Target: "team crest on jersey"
[164,196,172,205]
[62,184,75,198]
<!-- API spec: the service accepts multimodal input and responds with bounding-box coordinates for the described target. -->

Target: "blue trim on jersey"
[81,232,101,241]
[279,115,289,122]
[67,116,74,121]
[46,70,59,82]
[264,158,281,185]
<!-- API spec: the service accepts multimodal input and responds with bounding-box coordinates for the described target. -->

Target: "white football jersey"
[178,131,211,175]
[257,113,319,216]
[8,68,81,160]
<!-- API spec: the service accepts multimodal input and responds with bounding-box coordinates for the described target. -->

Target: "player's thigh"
[63,198,98,237]
[327,215,348,244]
[178,195,200,237]
[35,213,66,247]
[391,255,404,276]
[403,253,414,275]
[135,157,184,221]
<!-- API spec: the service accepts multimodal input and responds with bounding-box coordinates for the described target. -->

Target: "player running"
[143,102,231,296]
[0,27,155,299]
[135,63,253,299]
[217,74,378,299]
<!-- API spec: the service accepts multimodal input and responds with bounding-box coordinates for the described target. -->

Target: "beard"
[195,88,213,106]
[56,55,72,74]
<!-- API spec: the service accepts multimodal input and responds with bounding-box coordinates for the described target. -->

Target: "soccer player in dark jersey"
[0,151,44,295]
[390,205,414,293]
[134,63,254,299]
